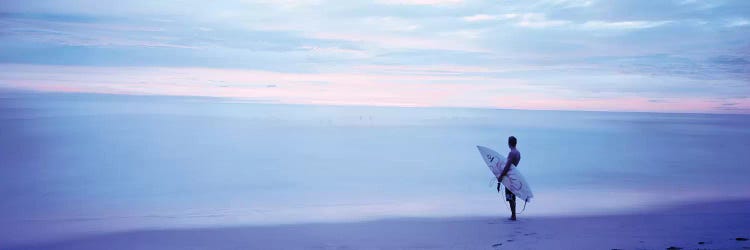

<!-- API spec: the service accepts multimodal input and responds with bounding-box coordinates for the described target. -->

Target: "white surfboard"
[477,146,533,202]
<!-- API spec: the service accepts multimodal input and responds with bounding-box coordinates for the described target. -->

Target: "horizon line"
[3,87,749,116]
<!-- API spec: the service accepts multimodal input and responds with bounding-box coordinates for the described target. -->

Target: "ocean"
[1,91,749,245]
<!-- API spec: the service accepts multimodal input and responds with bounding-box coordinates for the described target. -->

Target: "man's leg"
[509,198,517,220]
[505,188,517,220]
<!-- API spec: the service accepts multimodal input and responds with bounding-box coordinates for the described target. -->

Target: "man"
[498,136,521,220]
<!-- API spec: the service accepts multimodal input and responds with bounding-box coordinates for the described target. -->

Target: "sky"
[0,0,749,113]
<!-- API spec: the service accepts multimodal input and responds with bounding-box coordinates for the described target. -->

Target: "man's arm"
[496,160,512,192]
[498,160,512,182]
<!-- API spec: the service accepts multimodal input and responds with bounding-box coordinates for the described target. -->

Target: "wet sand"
[5,199,749,250]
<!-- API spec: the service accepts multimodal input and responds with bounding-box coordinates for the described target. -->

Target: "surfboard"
[477,146,533,202]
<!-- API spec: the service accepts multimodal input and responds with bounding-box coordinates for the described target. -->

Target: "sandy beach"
[5,199,748,250]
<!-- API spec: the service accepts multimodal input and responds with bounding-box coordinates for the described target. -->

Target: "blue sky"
[0,0,748,113]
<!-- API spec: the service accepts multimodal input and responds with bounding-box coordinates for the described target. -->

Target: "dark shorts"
[505,187,516,201]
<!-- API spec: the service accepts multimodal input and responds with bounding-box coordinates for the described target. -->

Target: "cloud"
[710,55,750,66]
[362,16,421,32]
[3,63,750,113]
[2,0,750,114]
[375,0,463,5]
[715,101,750,112]
[581,20,671,30]
[609,54,750,83]
[0,64,512,108]
[299,45,372,59]
[354,64,497,75]
[647,99,669,103]
[464,13,671,31]
[677,0,721,10]
[726,18,750,27]
[438,29,484,40]
[501,13,571,28]
[0,14,194,49]
[305,31,484,52]
[462,14,502,22]
[250,0,324,8]
[538,0,594,8]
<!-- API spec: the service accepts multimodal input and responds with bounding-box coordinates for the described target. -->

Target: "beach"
[5,199,749,250]
[1,93,749,249]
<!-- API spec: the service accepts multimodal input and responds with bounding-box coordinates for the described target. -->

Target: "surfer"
[497,136,521,220]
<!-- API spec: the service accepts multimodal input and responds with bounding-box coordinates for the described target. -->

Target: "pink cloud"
[1,64,748,114]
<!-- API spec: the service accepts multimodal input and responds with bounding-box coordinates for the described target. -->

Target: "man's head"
[508,136,517,148]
